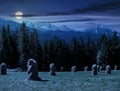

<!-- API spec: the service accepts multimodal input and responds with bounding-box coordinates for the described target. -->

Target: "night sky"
[0,0,120,31]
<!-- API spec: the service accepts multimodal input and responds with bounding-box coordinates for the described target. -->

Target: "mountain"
[24,21,118,42]
[83,23,114,36]
[37,30,100,43]
[24,21,60,31]
[25,21,73,32]
[59,25,73,31]
[0,18,21,30]
[0,18,119,43]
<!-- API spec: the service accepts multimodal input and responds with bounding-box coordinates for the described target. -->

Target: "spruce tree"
[109,31,120,66]
[96,34,109,68]
[1,25,12,67]
[18,22,30,70]
[29,29,43,70]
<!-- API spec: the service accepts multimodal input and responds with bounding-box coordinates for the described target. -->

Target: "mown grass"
[0,71,120,91]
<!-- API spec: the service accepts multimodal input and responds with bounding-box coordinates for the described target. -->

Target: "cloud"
[72,0,120,13]
[37,18,95,23]
[47,0,120,16]
[10,13,43,17]
[48,0,120,16]
[10,12,71,17]
[8,0,120,17]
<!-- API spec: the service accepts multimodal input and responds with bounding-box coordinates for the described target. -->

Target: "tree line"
[0,22,120,71]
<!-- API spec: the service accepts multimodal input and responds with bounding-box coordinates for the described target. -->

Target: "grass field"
[0,71,120,91]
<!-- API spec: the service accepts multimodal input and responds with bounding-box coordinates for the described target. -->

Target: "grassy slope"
[0,71,120,91]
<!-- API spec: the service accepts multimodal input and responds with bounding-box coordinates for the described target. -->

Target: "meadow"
[0,71,120,91]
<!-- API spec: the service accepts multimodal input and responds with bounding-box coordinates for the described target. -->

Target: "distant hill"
[37,30,100,43]
[0,18,119,43]
[84,23,114,36]
[0,18,21,31]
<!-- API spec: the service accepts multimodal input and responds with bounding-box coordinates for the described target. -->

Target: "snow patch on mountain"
[83,23,114,35]
[0,18,21,30]
[24,21,73,31]
[0,18,119,37]
[60,25,73,31]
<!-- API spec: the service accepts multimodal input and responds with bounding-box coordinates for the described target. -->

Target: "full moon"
[15,11,23,20]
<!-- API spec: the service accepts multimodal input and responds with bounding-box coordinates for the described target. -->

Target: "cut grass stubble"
[0,71,120,91]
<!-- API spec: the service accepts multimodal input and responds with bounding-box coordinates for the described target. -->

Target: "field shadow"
[26,79,49,82]
[40,79,49,82]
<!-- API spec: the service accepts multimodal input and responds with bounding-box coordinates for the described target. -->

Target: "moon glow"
[15,11,23,20]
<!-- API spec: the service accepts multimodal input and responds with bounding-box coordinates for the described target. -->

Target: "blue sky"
[0,0,120,31]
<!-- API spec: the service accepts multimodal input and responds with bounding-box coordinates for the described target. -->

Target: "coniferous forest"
[0,22,120,71]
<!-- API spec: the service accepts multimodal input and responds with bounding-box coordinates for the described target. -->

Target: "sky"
[0,0,120,31]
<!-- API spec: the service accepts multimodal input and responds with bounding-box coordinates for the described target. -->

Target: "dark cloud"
[47,0,120,16]
[5,0,120,17]
[10,13,41,17]
[37,18,95,23]
[10,12,71,17]
[72,0,120,13]
[28,0,120,16]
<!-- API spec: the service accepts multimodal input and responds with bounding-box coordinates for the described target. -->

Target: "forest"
[0,22,120,71]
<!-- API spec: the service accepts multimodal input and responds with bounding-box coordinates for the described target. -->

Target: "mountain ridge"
[0,18,119,43]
